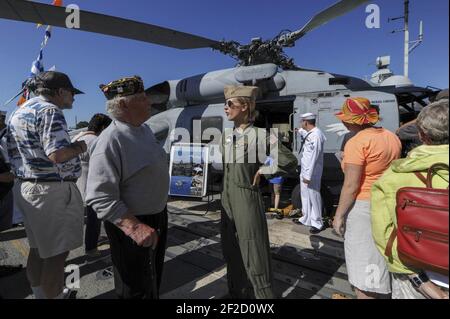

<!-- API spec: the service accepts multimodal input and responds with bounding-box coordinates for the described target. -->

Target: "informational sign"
[169,143,209,198]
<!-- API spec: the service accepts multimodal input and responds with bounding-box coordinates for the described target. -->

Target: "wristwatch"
[409,272,429,288]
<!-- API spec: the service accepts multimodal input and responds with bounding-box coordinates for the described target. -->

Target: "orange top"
[342,127,401,200]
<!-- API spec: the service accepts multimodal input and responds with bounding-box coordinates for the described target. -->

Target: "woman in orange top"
[332,97,401,299]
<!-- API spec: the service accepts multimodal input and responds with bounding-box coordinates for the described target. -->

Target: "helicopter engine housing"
[146,63,286,110]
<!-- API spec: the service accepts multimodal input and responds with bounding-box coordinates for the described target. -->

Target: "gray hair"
[416,99,449,145]
[106,94,141,120]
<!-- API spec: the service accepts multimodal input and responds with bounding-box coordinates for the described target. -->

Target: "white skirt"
[344,200,391,294]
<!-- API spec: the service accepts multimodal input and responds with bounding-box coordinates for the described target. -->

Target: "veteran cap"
[224,85,259,101]
[300,112,317,120]
[100,76,145,100]
[34,71,84,95]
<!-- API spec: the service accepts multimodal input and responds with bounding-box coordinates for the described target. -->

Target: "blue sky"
[1,0,448,128]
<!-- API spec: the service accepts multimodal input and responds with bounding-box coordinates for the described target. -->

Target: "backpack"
[385,163,449,276]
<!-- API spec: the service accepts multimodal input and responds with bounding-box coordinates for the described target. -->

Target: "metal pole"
[404,0,410,77]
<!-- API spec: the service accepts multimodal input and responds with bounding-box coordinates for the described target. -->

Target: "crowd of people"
[291,94,449,299]
[0,70,448,299]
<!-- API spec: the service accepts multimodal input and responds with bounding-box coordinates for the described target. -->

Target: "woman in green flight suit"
[220,85,298,299]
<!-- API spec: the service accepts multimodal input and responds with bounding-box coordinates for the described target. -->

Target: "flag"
[18,1,62,106]
[30,26,51,77]
[17,26,51,106]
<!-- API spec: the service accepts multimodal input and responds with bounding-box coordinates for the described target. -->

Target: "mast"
[403,0,409,77]
[389,0,423,78]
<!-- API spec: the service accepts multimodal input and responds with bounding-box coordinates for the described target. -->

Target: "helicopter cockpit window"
[192,116,223,144]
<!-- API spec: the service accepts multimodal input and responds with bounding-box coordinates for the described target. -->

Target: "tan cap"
[224,85,259,100]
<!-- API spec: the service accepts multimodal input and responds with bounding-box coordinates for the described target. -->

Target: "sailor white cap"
[300,112,317,120]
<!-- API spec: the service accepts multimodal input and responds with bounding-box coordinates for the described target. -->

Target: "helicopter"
[0,0,439,212]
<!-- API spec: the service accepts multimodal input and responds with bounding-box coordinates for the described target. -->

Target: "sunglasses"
[224,100,243,109]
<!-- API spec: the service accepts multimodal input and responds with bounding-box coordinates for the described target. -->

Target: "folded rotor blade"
[288,0,369,42]
[0,0,221,49]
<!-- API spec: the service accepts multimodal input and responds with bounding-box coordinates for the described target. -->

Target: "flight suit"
[220,125,298,299]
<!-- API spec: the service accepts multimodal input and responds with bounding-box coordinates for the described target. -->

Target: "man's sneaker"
[265,212,276,219]
[97,236,109,246]
[288,209,302,218]
[97,266,114,280]
[309,225,326,234]
[62,287,77,299]
[274,209,284,220]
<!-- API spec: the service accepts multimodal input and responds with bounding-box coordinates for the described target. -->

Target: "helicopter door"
[316,99,347,154]
[254,100,294,151]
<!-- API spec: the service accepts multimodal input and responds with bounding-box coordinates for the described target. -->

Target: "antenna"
[409,20,424,53]
[388,0,424,78]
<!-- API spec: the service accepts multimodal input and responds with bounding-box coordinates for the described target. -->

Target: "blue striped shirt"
[7,97,81,180]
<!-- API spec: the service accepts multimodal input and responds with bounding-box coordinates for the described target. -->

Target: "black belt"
[19,178,77,183]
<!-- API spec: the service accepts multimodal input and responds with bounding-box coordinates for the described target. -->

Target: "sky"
[0,0,448,128]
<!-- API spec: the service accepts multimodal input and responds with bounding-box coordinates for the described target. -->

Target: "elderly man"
[7,71,86,299]
[86,76,169,299]
[293,113,326,234]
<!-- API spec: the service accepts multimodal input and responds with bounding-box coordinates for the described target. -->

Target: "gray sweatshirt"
[85,120,169,222]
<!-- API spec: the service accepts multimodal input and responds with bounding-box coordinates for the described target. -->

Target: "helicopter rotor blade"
[0,0,221,49]
[279,0,369,46]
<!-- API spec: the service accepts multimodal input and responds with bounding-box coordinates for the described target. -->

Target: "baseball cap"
[34,71,84,95]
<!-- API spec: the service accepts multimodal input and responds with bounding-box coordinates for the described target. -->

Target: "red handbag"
[385,163,449,276]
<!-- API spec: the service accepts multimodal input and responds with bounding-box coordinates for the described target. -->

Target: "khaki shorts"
[15,181,84,259]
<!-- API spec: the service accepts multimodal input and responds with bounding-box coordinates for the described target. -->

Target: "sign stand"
[169,143,222,216]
